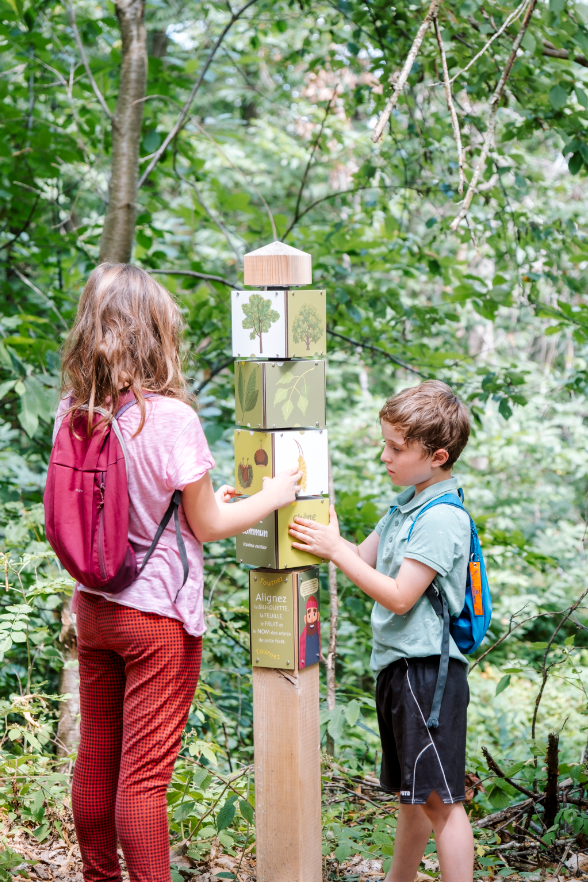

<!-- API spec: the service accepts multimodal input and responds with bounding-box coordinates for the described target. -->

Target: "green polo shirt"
[370,476,470,676]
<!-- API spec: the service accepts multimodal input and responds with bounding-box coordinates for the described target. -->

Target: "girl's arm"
[183,468,302,543]
[289,506,436,614]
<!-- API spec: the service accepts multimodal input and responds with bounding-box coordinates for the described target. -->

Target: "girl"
[54,263,301,882]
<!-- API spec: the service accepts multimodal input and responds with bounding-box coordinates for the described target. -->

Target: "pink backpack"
[44,393,188,597]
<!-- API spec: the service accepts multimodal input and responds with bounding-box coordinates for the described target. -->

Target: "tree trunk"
[56,596,80,760]
[543,732,559,829]
[56,1,146,759]
[99,0,147,265]
[325,456,338,757]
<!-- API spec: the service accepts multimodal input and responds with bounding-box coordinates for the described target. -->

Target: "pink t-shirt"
[53,395,215,636]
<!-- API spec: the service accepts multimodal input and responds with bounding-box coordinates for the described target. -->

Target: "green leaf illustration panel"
[235,361,263,426]
[265,360,326,428]
[287,290,326,358]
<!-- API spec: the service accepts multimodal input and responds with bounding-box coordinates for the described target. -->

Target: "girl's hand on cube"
[262,467,303,508]
[289,505,340,559]
[215,484,240,505]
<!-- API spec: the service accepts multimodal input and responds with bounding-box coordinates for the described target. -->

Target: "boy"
[289,380,474,882]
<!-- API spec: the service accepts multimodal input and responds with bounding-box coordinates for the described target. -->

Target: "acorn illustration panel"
[236,497,329,569]
[234,428,328,497]
[235,359,326,429]
[231,289,326,358]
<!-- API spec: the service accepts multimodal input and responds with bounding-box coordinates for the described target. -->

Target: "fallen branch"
[433,14,466,194]
[372,0,442,143]
[450,0,538,231]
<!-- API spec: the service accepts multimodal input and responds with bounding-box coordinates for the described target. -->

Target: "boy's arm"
[289,507,436,615]
[339,530,380,567]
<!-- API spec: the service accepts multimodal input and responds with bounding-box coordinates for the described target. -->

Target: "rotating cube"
[234,427,328,498]
[231,289,326,359]
[235,359,326,429]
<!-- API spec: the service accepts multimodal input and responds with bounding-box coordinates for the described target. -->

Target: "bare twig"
[12,267,68,328]
[138,0,258,188]
[433,14,465,194]
[67,0,113,120]
[371,0,442,144]
[482,747,535,799]
[145,268,236,288]
[542,40,588,69]
[194,359,234,395]
[450,0,537,231]
[176,168,243,266]
[327,329,427,377]
[0,196,40,252]
[440,0,530,86]
[189,117,277,241]
[292,92,337,229]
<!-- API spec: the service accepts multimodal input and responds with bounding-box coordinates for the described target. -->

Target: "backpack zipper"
[97,477,107,581]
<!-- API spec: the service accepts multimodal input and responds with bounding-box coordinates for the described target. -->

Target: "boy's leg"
[386,792,474,882]
[385,803,432,882]
[422,791,474,882]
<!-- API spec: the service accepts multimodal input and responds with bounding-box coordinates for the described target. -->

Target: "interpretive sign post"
[231,243,325,882]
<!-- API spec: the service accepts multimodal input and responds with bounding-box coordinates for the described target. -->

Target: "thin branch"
[371,0,442,144]
[145,268,236,288]
[437,0,530,86]
[542,40,588,69]
[292,92,336,228]
[482,747,536,799]
[0,196,40,252]
[469,607,575,672]
[283,184,423,239]
[531,586,588,740]
[194,359,234,395]
[189,117,277,241]
[450,0,538,231]
[327,329,427,377]
[66,0,113,120]
[434,14,466,194]
[176,165,243,266]
[12,267,68,328]
[138,0,258,188]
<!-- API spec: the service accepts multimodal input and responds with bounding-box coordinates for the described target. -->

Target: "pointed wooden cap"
[244,241,312,287]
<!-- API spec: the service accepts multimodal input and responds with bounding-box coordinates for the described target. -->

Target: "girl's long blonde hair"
[61,263,191,434]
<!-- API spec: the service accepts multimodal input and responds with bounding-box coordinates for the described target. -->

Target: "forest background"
[3,0,588,878]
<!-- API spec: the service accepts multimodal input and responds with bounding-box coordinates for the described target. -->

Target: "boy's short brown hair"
[379,380,470,470]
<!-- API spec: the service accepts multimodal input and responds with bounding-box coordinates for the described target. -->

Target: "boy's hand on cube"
[262,467,303,508]
[289,505,340,559]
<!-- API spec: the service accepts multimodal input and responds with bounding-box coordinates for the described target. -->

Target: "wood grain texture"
[253,664,322,882]
[244,242,312,287]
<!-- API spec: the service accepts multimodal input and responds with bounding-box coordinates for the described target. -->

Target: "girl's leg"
[111,608,203,882]
[385,803,432,882]
[72,594,126,882]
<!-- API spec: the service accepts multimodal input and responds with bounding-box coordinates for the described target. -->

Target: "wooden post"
[232,242,324,881]
[253,666,321,882]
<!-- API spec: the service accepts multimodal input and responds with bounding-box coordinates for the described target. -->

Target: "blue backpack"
[392,489,492,728]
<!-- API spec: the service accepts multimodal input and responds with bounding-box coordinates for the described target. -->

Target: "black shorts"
[375,656,469,805]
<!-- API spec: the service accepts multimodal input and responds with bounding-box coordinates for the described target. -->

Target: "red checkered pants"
[72,592,202,882]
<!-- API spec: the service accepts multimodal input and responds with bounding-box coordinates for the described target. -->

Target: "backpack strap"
[406,490,467,728]
[138,489,189,602]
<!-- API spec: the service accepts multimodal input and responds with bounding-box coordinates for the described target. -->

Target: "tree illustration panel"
[231,289,287,358]
[287,290,327,358]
